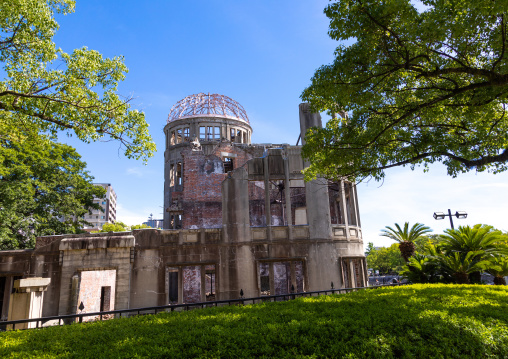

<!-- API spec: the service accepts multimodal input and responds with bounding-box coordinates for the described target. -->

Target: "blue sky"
[53,1,508,247]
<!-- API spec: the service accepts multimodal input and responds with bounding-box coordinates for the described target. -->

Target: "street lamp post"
[433,209,467,229]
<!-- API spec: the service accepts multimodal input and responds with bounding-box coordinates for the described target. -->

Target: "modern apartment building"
[82,183,117,231]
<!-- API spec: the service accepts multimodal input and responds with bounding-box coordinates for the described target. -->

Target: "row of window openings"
[166,261,304,304]
[168,127,249,145]
[249,181,308,227]
[248,181,359,227]
[167,177,357,228]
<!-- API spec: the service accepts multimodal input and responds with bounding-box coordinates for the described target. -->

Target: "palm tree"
[435,251,490,284]
[380,222,432,262]
[440,224,504,257]
[401,246,445,284]
[486,257,508,285]
[401,255,432,283]
[439,224,506,283]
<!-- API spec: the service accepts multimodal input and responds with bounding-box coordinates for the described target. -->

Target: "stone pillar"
[299,103,332,240]
[222,167,250,243]
[8,277,51,330]
[298,103,322,145]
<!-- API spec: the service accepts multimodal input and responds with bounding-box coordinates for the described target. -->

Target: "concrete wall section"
[57,233,134,315]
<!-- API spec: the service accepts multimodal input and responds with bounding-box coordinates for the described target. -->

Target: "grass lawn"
[1,284,507,358]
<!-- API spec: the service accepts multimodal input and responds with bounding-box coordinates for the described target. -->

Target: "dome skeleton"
[167,93,250,124]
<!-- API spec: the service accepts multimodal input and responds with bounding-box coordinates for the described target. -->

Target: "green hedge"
[1,284,507,358]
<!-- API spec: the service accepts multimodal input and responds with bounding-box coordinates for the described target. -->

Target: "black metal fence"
[1,283,405,331]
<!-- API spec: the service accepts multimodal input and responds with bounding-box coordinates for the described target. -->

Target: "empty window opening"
[249,181,266,227]
[210,126,220,140]
[183,127,190,141]
[176,162,182,186]
[328,182,344,225]
[290,183,307,225]
[100,286,111,312]
[274,262,291,296]
[354,259,364,287]
[230,128,235,141]
[205,126,220,141]
[259,261,305,297]
[223,157,234,173]
[242,131,247,143]
[344,183,357,226]
[237,130,242,143]
[170,164,175,187]
[270,180,286,226]
[205,265,216,301]
[170,214,182,229]
[200,126,206,140]
[168,268,178,304]
[259,262,270,295]
[295,261,304,292]
[176,129,182,144]
[183,266,201,303]
[342,259,351,288]
[170,131,175,145]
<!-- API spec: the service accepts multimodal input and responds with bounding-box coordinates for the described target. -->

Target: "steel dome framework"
[167,93,250,124]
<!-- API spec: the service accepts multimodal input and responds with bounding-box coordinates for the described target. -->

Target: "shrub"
[1,285,507,358]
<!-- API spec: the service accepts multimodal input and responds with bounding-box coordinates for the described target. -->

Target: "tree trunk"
[398,242,415,262]
[494,276,506,285]
[453,272,470,284]
[468,271,481,284]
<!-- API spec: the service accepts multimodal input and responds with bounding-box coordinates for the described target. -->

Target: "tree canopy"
[0,137,105,249]
[0,0,155,248]
[91,222,150,233]
[0,0,155,160]
[301,0,508,182]
[365,243,405,274]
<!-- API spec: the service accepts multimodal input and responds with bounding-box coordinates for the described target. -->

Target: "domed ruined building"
[0,93,366,325]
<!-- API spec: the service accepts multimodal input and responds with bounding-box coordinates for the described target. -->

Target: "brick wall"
[180,144,253,229]
[182,266,201,303]
[77,269,116,320]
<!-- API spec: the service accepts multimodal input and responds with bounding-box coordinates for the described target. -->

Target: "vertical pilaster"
[263,155,272,241]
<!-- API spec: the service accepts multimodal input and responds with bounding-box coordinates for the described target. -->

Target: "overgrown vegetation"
[367,223,508,284]
[91,221,150,233]
[402,224,508,284]
[365,243,405,274]
[1,285,507,358]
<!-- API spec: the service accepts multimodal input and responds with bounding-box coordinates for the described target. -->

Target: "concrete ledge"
[59,235,136,251]
[15,277,51,289]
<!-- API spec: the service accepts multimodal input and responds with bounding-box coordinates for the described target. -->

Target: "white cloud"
[115,203,160,226]
[126,167,144,177]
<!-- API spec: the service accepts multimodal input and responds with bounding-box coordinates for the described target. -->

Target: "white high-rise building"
[83,183,117,231]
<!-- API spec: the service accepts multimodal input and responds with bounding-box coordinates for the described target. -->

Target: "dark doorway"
[100,286,111,312]
[168,268,179,303]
